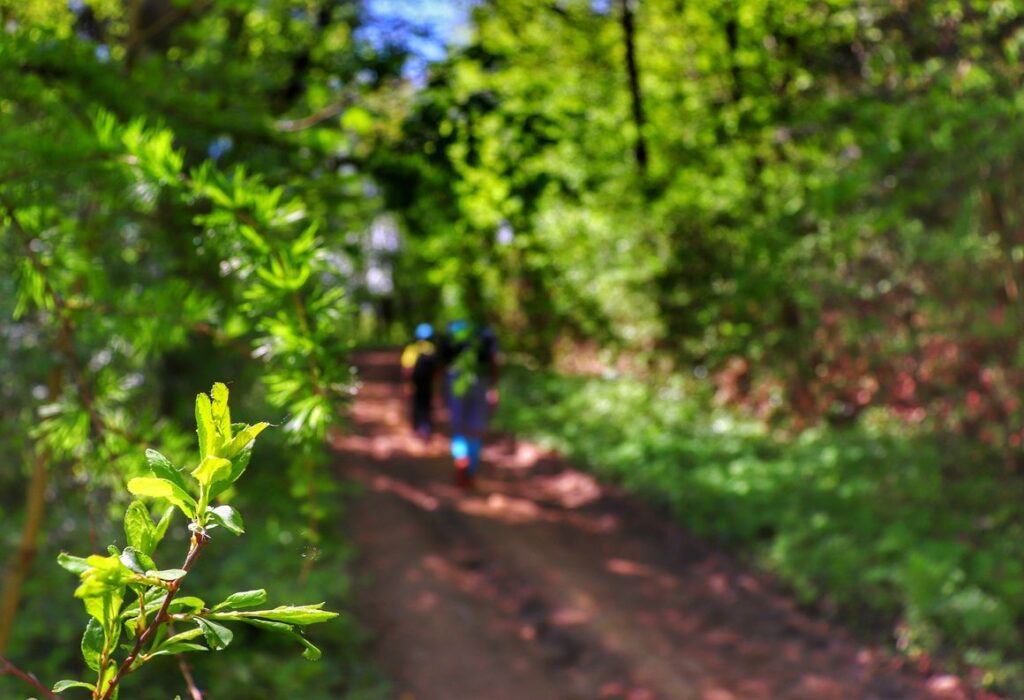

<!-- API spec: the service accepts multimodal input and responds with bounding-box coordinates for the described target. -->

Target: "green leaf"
[251,604,336,625]
[191,455,231,489]
[119,547,157,576]
[124,501,158,556]
[225,422,269,458]
[82,590,125,636]
[168,596,205,614]
[53,679,96,693]
[144,449,189,493]
[147,642,208,659]
[161,628,204,646]
[126,594,204,620]
[75,555,131,634]
[207,504,244,535]
[154,506,174,545]
[80,618,104,672]
[196,617,234,650]
[127,477,197,518]
[145,568,187,581]
[211,589,267,612]
[195,392,216,458]
[214,444,252,498]
[210,382,232,440]
[57,553,91,574]
[217,603,337,625]
[76,554,133,598]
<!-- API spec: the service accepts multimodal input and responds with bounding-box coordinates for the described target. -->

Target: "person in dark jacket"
[400,323,439,442]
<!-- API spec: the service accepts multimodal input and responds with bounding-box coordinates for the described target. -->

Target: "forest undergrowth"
[496,365,1024,695]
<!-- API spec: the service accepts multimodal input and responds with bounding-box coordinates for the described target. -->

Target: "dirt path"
[334,352,973,700]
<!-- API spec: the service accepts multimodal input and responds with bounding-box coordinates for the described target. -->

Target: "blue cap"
[415,323,433,340]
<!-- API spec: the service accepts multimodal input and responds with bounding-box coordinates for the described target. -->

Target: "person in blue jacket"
[440,320,499,488]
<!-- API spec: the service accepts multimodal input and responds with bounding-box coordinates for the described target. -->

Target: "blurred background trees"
[380,0,1024,444]
[3,0,1024,695]
[373,3,1024,688]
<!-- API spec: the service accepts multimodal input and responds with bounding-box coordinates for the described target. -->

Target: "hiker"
[440,320,499,488]
[400,323,439,441]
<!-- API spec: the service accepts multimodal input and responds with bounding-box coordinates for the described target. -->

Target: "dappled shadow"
[336,351,975,700]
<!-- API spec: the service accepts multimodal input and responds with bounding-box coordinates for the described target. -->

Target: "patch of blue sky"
[358,0,471,81]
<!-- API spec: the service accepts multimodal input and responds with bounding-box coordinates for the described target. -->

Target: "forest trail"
[334,351,970,700]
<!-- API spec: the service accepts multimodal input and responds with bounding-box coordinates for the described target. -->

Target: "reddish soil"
[334,351,975,700]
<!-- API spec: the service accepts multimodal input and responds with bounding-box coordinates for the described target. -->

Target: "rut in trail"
[334,351,972,700]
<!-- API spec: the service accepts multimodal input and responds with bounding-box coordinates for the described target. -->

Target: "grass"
[494,366,1024,692]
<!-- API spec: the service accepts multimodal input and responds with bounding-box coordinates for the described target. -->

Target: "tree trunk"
[125,0,143,71]
[619,0,648,174]
[0,369,61,653]
[0,450,50,653]
[724,13,742,102]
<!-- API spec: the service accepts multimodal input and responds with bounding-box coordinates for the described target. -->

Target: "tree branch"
[176,652,204,700]
[273,97,355,133]
[98,532,210,700]
[619,0,648,174]
[0,654,59,700]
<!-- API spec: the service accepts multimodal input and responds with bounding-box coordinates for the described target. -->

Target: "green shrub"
[496,366,1024,693]
[2,384,339,700]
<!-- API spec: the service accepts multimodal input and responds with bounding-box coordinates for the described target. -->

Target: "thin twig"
[164,619,203,700]
[0,654,59,700]
[98,532,210,700]
[0,169,28,184]
[176,653,204,700]
[273,97,354,133]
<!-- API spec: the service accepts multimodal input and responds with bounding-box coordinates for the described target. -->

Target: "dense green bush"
[496,366,1024,692]
[0,378,385,699]
[0,384,383,699]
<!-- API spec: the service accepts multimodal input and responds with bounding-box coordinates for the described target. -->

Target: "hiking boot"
[455,468,474,489]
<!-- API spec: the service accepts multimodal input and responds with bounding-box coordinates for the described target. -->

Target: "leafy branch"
[0,382,342,700]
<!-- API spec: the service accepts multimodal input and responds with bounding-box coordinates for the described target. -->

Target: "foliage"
[375,7,1024,685]
[496,366,1024,692]
[0,0,395,694]
[379,0,1024,443]
[0,0,396,509]
[5,0,1024,695]
[2,384,337,699]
